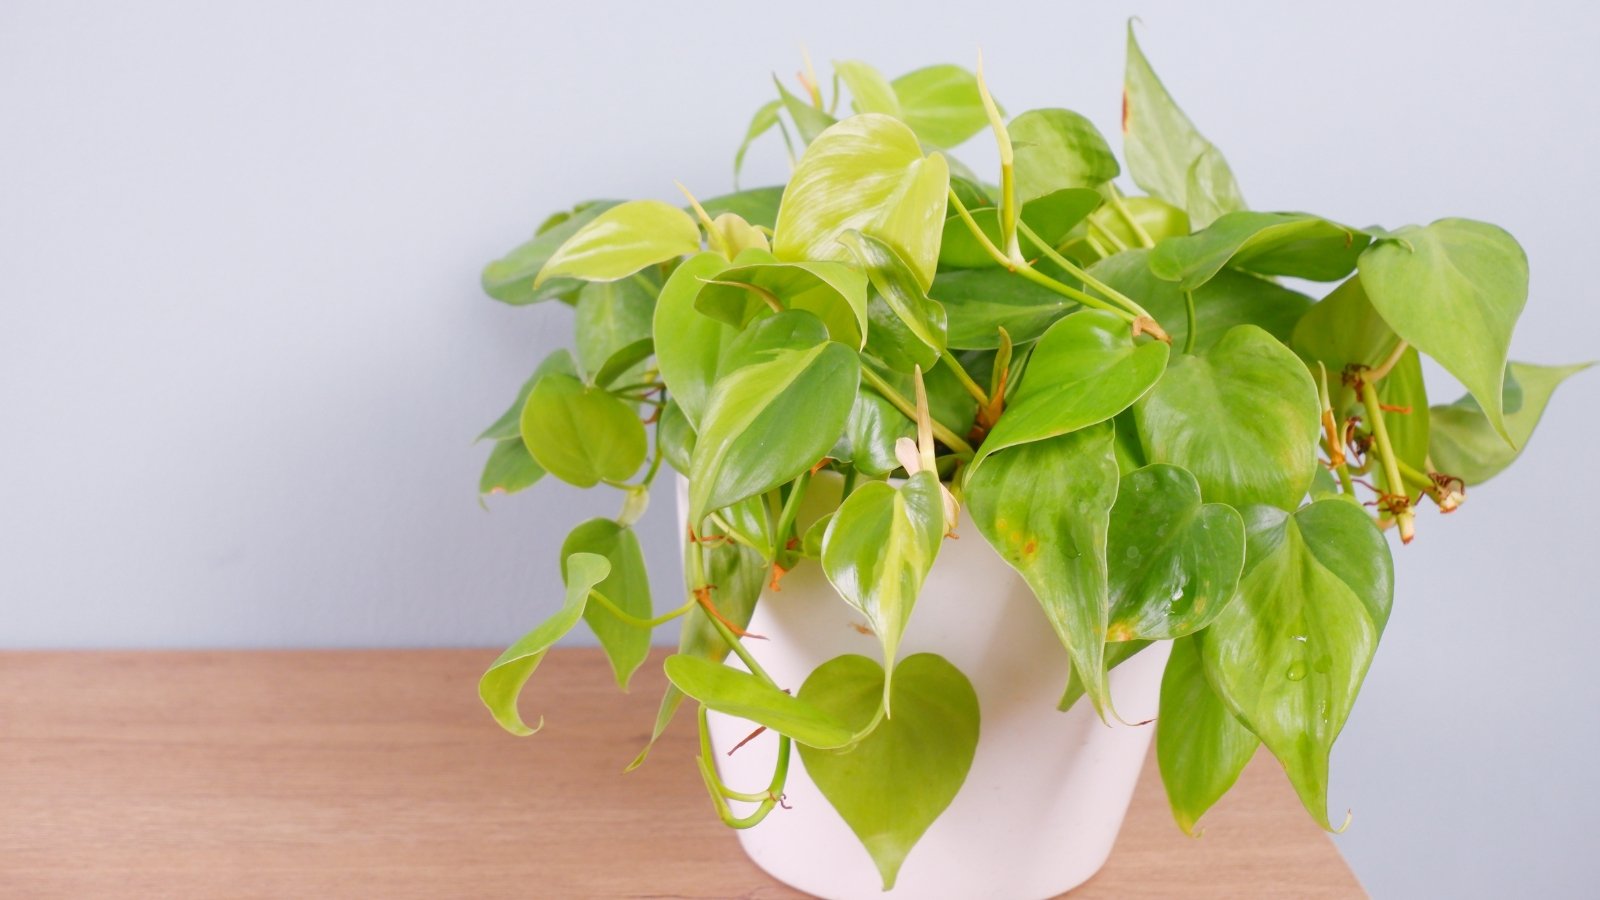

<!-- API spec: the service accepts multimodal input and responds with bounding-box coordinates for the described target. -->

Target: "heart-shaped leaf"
[933,268,1075,349]
[481,201,620,305]
[968,423,1120,715]
[574,275,656,379]
[1149,211,1370,292]
[653,253,736,428]
[1122,25,1244,228]
[797,653,980,891]
[1200,500,1392,829]
[562,520,652,690]
[973,309,1169,470]
[479,552,611,735]
[520,373,646,488]
[1089,249,1312,354]
[821,473,946,708]
[536,200,701,286]
[479,349,579,442]
[1134,325,1320,510]
[834,391,916,476]
[841,230,948,370]
[1010,108,1120,199]
[773,114,950,289]
[688,313,859,520]
[890,64,990,149]
[1430,361,1592,485]
[663,655,858,749]
[694,257,869,348]
[1358,218,1528,443]
[1106,464,1246,641]
[1157,635,1260,835]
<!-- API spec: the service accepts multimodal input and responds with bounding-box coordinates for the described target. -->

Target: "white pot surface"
[686,479,1171,900]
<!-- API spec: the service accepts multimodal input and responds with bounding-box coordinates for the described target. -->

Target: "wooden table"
[0,649,1363,898]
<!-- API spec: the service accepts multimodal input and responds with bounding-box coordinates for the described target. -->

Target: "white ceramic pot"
[681,479,1172,900]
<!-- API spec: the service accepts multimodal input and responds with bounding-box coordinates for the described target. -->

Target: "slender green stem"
[695,704,791,828]
[1083,233,1111,261]
[859,366,976,457]
[1088,216,1131,253]
[1395,458,1433,491]
[1359,378,1415,542]
[773,469,811,568]
[588,591,696,629]
[699,592,778,686]
[1017,221,1153,320]
[1367,339,1410,382]
[1335,461,1356,496]
[840,467,858,498]
[940,354,990,407]
[1106,183,1155,248]
[1182,290,1197,355]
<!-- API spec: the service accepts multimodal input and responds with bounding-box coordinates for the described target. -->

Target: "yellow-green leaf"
[536,200,700,287]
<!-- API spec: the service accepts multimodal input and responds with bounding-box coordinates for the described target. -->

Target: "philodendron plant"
[475,30,1586,888]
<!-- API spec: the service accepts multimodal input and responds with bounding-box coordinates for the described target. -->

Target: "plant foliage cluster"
[474,29,1585,888]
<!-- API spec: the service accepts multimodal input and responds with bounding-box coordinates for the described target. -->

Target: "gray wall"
[3,1,1596,896]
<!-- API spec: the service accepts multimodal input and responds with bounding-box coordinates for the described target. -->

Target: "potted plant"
[473,27,1586,899]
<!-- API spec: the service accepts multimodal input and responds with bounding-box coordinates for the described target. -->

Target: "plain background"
[3,1,1596,896]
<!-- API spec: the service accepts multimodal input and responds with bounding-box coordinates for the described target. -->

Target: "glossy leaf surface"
[479,552,610,735]
[1089,249,1312,353]
[1430,361,1591,485]
[1134,326,1319,510]
[1106,465,1245,641]
[687,313,858,520]
[974,310,1168,469]
[482,201,619,305]
[536,200,700,286]
[663,655,857,749]
[1358,218,1529,443]
[821,473,946,704]
[653,253,734,428]
[1157,635,1259,835]
[968,424,1120,714]
[1201,500,1392,829]
[773,114,950,288]
[841,230,948,367]
[520,373,646,487]
[574,275,655,378]
[1122,26,1244,227]
[1010,108,1119,200]
[1149,211,1370,291]
[562,519,652,690]
[797,653,980,891]
[933,268,1074,349]
[694,257,868,348]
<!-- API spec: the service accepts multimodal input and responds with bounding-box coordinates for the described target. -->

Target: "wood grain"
[0,649,1364,898]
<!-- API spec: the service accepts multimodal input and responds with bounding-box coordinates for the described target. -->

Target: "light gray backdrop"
[3,1,1596,896]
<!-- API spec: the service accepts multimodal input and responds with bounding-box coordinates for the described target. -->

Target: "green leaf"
[713,494,778,563]
[821,473,947,708]
[1010,108,1120,200]
[775,76,837,145]
[593,337,655,390]
[1429,361,1592,485]
[933,268,1075,349]
[1134,325,1320,510]
[1149,212,1370,292]
[937,188,1102,270]
[1058,638,1149,712]
[973,310,1169,470]
[657,399,694,476]
[1200,500,1392,829]
[1106,464,1245,641]
[1123,25,1244,227]
[653,253,733,428]
[574,275,656,379]
[520,373,647,488]
[479,438,544,497]
[700,186,786,230]
[773,114,950,290]
[1376,348,1430,474]
[1290,275,1400,409]
[561,520,652,690]
[968,424,1120,715]
[1157,635,1259,835]
[479,552,611,735]
[836,60,901,116]
[1089,249,1312,354]
[687,313,859,520]
[481,201,619,305]
[1357,218,1529,443]
[536,200,701,287]
[733,99,783,186]
[840,230,947,368]
[797,653,980,891]
[890,64,990,149]
[478,349,578,442]
[694,257,869,348]
[836,391,916,476]
[663,655,857,749]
